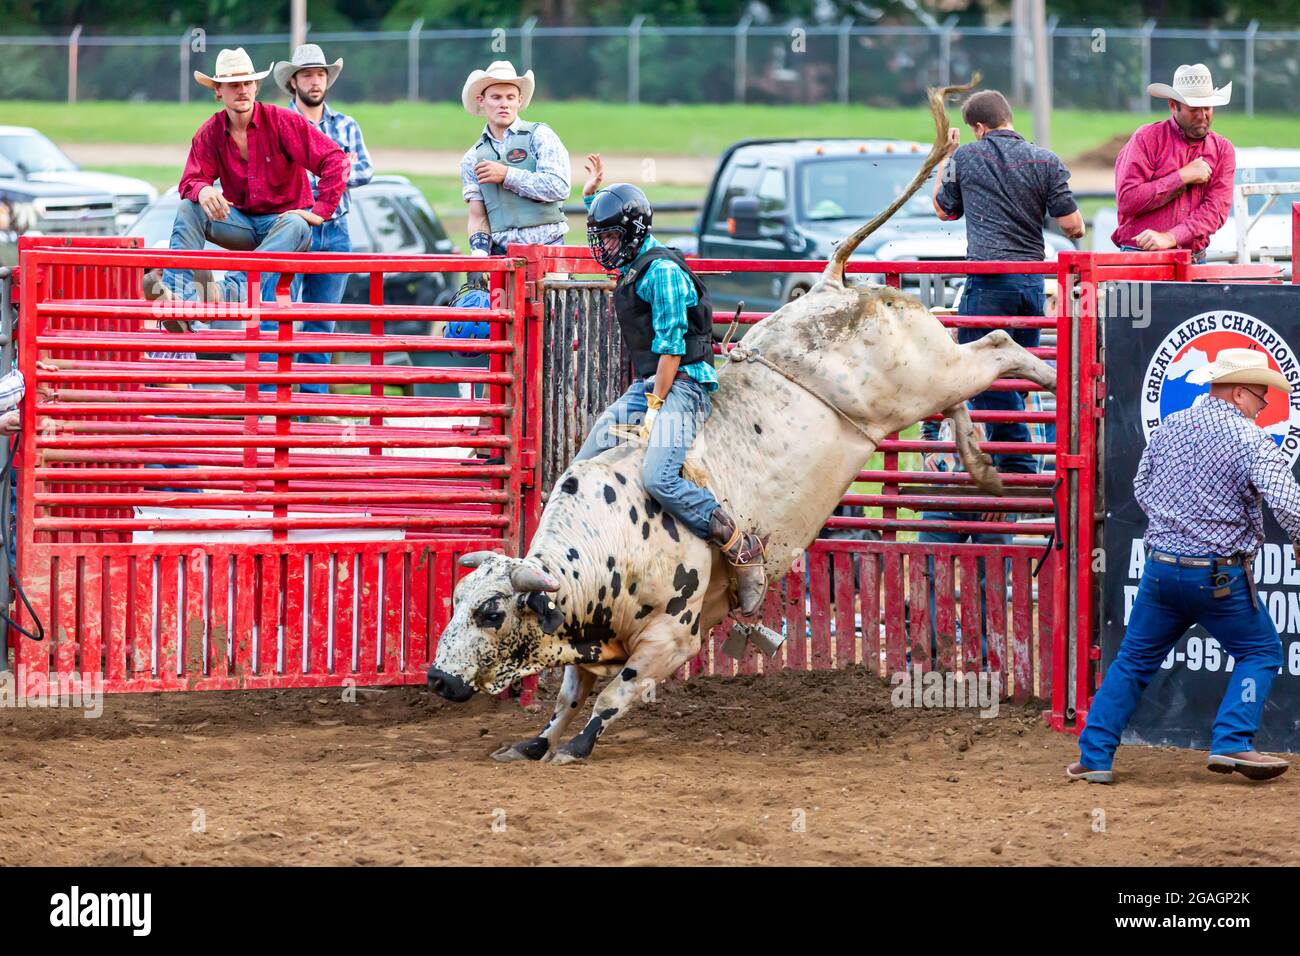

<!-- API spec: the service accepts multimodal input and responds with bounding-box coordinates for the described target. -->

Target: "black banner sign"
[1101,281,1300,752]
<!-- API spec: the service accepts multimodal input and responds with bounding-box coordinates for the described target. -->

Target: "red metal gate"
[10,238,1287,734]
[13,242,536,696]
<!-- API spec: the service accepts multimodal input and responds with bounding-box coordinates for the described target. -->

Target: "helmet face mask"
[588,225,636,270]
[585,183,653,271]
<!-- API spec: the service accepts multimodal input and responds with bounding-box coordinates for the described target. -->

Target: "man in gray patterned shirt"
[459,60,570,258]
[1069,348,1296,783]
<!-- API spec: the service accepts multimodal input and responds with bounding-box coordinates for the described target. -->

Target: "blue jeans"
[573,376,719,540]
[956,273,1044,476]
[278,216,351,395]
[164,200,311,304]
[1079,556,1284,770]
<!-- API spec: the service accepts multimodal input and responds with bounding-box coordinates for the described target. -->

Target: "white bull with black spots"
[426,79,1058,763]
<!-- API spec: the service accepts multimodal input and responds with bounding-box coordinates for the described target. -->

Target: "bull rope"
[725,341,876,443]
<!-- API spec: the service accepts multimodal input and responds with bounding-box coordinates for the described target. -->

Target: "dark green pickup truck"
[687,137,1076,314]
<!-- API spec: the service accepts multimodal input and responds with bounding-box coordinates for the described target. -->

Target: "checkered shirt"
[1136,395,1300,556]
[461,119,571,247]
[290,100,373,220]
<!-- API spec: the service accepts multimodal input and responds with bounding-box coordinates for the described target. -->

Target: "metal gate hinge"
[1057,454,1087,469]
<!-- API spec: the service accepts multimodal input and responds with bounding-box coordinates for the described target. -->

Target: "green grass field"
[8,99,1298,163]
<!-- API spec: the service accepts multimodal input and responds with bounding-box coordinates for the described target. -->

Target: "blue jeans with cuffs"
[574,376,719,540]
[1079,555,1283,770]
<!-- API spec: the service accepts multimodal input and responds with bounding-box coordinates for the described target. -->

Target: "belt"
[643,372,694,384]
[1148,549,1258,608]
[1148,550,1243,568]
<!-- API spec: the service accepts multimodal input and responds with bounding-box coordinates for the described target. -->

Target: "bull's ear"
[520,591,565,634]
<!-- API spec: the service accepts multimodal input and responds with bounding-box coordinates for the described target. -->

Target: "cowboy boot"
[708,507,767,616]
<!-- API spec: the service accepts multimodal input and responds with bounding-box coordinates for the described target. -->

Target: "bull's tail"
[946,402,1003,497]
[824,74,980,286]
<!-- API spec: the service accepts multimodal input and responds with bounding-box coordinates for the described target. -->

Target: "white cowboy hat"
[1148,63,1232,108]
[272,44,344,96]
[1187,348,1289,393]
[461,60,534,116]
[194,47,272,89]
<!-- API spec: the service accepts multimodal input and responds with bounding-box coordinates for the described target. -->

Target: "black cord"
[1,426,43,642]
[1032,473,1066,579]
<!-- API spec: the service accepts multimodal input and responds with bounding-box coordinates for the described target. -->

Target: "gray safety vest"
[472,121,566,232]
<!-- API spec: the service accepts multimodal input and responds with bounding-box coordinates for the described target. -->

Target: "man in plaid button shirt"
[1069,349,1296,784]
[272,44,375,394]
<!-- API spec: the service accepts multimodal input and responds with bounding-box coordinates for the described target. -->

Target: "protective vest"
[613,245,714,378]
[472,121,566,232]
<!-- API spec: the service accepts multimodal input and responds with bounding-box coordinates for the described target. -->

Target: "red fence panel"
[12,244,537,696]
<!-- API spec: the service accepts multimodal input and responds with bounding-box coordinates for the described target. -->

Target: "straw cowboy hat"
[1187,348,1290,393]
[272,43,344,96]
[194,47,272,89]
[1148,63,1232,107]
[462,60,534,115]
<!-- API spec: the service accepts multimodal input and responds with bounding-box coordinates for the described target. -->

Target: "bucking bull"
[427,79,1058,763]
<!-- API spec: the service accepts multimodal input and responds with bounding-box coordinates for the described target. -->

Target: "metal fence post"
[521,16,537,73]
[1140,19,1155,98]
[938,16,956,87]
[628,15,645,104]
[67,24,82,104]
[407,18,423,102]
[1046,13,1058,91]
[1245,19,1259,117]
[837,16,853,105]
[179,31,190,103]
[734,14,752,104]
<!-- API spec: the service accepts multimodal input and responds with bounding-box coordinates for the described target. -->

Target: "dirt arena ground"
[1,666,1294,866]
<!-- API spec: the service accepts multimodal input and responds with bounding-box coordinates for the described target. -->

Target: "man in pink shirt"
[157,47,348,305]
[1112,64,1236,263]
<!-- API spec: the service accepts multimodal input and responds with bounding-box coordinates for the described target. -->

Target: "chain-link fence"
[2,20,1297,113]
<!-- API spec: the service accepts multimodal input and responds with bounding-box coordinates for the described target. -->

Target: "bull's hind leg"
[491,665,596,763]
[961,328,1057,393]
[944,402,1002,496]
[550,623,696,765]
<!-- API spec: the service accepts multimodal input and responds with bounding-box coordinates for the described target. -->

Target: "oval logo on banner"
[1141,310,1300,464]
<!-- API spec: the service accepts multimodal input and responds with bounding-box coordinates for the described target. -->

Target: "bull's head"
[426,551,567,701]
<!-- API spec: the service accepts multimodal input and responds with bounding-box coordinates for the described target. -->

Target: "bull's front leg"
[491,665,596,763]
[549,626,694,766]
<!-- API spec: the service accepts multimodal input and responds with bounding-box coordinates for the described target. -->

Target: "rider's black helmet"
[586,183,653,271]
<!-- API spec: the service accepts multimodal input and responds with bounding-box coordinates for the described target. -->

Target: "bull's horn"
[458,550,499,569]
[826,73,981,285]
[510,564,560,592]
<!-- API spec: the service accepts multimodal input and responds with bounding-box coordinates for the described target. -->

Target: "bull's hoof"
[547,748,584,766]
[490,738,548,763]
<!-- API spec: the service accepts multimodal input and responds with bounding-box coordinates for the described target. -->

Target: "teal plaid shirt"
[585,198,717,392]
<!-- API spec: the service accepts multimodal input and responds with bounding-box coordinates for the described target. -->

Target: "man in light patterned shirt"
[459,61,570,258]
[1070,348,1296,784]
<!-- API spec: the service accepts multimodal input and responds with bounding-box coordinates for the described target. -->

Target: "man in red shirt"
[159,48,348,305]
[1112,63,1235,263]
